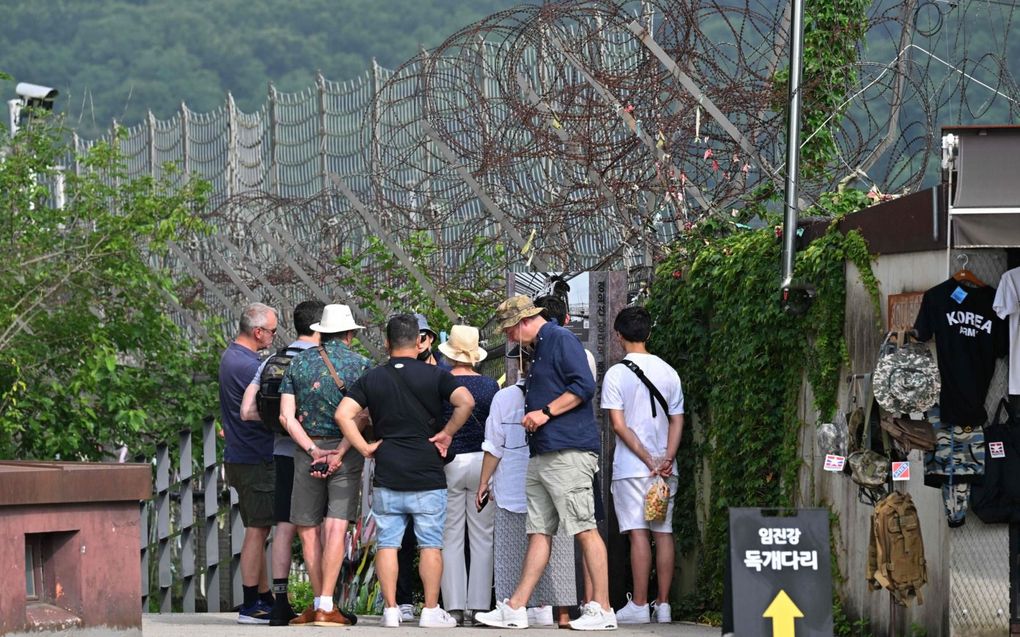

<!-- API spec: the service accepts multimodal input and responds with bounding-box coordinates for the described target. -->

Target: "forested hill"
[2,0,522,138]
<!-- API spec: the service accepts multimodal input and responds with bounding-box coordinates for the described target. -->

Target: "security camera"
[780,281,816,316]
[15,83,59,113]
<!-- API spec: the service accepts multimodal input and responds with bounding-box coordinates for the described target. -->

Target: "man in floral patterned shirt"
[279,304,372,626]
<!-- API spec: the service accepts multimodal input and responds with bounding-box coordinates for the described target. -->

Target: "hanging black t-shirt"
[913,278,1008,425]
[345,357,460,491]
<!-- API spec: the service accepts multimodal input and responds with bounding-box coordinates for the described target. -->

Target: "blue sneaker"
[237,600,272,624]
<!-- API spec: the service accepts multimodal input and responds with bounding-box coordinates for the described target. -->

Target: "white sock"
[319,597,334,612]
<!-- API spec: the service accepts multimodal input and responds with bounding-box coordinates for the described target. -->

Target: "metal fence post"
[203,418,221,611]
[180,102,190,177]
[140,497,150,613]
[317,72,328,194]
[268,83,279,196]
[147,110,157,180]
[179,429,196,612]
[227,93,237,199]
[155,443,172,612]
[230,483,243,608]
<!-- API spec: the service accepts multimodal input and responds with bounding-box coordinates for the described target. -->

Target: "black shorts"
[274,454,295,524]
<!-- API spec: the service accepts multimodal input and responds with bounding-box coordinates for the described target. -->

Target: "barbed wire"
[88,0,1018,338]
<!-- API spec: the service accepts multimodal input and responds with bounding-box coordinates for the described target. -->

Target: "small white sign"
[989,441,1005,458]
[891,461,910,481]
[823,454,845,472]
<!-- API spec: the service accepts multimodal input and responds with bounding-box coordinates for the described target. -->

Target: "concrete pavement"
[142,613,719,636]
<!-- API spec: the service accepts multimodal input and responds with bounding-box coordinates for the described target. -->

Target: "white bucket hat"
[438,325,488,364]
[310,304,364,333]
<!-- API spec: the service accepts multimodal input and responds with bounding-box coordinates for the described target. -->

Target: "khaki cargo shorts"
[525,450,598,537]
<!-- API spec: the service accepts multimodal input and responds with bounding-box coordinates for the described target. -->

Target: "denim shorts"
[373,487,447,549]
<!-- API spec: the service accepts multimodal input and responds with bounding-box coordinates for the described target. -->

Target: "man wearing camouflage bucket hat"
[474,296,617,631]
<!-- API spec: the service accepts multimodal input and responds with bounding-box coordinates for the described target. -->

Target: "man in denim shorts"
[337,314,475,629]
[475,296,617,631]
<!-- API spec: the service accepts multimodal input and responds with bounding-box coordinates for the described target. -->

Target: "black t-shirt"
[914,278,1008,425]
[346,357,460,491]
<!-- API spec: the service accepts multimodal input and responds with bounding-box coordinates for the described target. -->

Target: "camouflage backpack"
[872,331,940,415]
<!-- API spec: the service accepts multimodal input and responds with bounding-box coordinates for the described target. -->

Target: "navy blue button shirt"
[525,321,601,456]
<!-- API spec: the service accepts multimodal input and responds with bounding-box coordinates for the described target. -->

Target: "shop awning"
[948,128,1020,248]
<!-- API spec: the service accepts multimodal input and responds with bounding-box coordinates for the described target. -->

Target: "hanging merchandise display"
[872,330,940,415]
[992,266,1020,396]
[970,399,1020,524]
[912,272,1009,527]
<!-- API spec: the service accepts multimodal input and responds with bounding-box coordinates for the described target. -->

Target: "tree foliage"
[646,196,878,619]
[1,0,522,138]
[0,96,222,461]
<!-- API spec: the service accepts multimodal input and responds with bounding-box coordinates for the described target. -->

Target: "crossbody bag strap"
[383,363,437,432]
[621,359,669,418]
[317,346,346,393]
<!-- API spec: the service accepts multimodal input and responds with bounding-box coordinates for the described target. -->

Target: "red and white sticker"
[891,461,910,481]
[989,441,1005,458]
[823,454,845,472]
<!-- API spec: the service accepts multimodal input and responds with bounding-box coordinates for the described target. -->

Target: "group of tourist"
[217,292,685,630]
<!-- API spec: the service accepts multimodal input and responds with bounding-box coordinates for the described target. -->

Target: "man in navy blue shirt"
[475,296,616,631]
[219,302,278,624]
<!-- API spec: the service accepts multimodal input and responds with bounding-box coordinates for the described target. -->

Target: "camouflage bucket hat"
[817,418,849,457]
[872,333,940,415]
[495,295,544,330]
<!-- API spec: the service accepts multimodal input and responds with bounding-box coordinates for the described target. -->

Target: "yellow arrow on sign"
[762,589,803,637]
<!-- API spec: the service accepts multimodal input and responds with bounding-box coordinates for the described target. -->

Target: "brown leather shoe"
[313,608,352,627]
[289,605,318,626]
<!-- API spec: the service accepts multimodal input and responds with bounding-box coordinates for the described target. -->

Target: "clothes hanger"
[952,253,987,287]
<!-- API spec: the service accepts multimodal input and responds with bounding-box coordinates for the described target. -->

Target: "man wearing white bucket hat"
[279,303,372,626]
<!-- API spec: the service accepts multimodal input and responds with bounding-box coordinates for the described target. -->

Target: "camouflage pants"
[923,406,985,526]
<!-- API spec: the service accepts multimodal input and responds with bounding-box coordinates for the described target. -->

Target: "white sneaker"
[475,599,529,629]
[653,601,671,624]
[399,604,415,622]
[615,595,650,625]
[381,606,401,627]
[527,605,555,627]
[419,606,458,628]
[569,601,617,631]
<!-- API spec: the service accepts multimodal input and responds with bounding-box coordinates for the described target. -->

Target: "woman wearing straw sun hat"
[436,325,499,626]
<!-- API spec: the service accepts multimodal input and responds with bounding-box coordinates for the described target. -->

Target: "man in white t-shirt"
[600,306,684,625]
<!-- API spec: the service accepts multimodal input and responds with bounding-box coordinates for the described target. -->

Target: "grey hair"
[239,302,277,335]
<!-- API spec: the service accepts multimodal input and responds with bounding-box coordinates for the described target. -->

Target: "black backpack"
[256,346,306,433]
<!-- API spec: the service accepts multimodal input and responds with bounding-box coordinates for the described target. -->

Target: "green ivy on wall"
[648,211,878,618]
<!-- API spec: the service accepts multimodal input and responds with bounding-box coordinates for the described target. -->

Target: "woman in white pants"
[438,326,499,625]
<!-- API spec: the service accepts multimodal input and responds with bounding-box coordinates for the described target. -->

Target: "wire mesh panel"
[948,249,1010,636]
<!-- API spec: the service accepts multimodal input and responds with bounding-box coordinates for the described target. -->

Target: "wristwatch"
[541,405,554,418]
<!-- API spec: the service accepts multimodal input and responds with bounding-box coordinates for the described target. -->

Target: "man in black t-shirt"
[336,313,474,628]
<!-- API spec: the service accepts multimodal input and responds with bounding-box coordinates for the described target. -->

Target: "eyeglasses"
[257,326,278,335]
